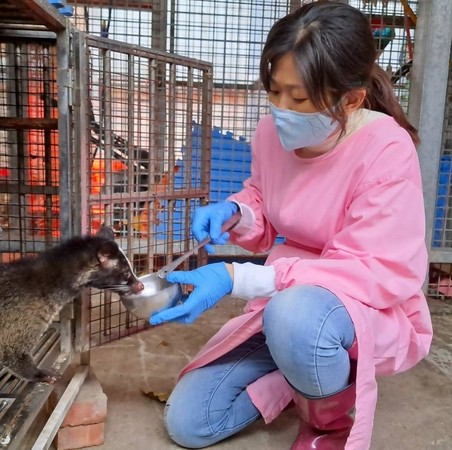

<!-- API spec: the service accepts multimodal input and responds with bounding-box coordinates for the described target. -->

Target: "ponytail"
[366,63,419,145]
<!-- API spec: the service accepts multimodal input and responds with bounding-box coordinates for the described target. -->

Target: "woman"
[150,2,432,449]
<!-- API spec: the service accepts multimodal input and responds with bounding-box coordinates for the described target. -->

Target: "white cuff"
[231,262,278,300]
[228,201,255,235]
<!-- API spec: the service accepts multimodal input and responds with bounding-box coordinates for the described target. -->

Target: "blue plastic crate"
[156,125,286,245]
[46,0,74,16]
[433,154,451,247]
[58,6,74,16]
[48,0,65,7]
[154,199,187,241]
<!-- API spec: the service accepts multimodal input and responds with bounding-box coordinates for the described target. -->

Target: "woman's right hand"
[192,201,239,253]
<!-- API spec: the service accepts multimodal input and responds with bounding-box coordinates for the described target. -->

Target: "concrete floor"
[82,296,452,450]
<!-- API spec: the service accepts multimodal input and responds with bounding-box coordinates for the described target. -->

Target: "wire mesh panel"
[68,1,418,240]
[72,32,213,346]
[431,64,452,252]
[67,1,289,212]
[69,1,156,48]
[0,39,60,254]
[354,0,418,111]
[0,32,73,448]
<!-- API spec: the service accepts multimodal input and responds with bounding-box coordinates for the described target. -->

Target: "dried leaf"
[142,389,171,403]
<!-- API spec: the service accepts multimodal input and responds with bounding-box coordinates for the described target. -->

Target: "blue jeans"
[164,285,355,448]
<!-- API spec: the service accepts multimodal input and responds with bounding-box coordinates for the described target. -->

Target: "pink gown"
[178,114,433,450]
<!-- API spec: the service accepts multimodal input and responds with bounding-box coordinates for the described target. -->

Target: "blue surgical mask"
[269,103,339,151]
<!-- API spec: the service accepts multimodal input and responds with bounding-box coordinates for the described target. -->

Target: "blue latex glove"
[149,262,233,325]
[192,201,239,254]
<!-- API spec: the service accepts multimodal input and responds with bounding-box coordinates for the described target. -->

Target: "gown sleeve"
[271,151,428,309]
[227,120,278,253]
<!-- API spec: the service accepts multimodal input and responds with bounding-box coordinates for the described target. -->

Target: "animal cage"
[73,33,213,348]
[0,0,213,447]
[0,29,73,450]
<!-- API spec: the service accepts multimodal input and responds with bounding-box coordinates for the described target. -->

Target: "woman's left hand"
[149,262,233,325]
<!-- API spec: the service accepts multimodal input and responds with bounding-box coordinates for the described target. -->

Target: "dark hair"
[260,0,419,145]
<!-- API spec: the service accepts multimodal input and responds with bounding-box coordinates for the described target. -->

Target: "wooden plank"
[68,0,154,9]
[0,28,55,40]
[0,183,59,195]
[4,0,67,31]
[31,366,89,450]
[400,0,417,27]
[0,118,58,130]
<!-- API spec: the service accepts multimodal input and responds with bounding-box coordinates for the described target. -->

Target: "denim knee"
[263,285,340,350]
[262,285,355,396]
[163,349,264,449]
[164,388,209,449]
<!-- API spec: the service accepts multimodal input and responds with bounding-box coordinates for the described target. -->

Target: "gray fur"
[0,228,143,383]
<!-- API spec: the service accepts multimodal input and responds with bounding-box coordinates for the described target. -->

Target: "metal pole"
[57,28,73,355]
[57,28,72,240]
[409,0,452,260]
[72,31,90,236]
[72,31,91,364]
[152,0,168,173]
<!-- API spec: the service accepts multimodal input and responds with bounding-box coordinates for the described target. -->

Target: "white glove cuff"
[231,262,278,300]
[228,201,255,235]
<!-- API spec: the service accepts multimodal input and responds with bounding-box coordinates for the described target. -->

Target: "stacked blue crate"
[205,126,252,203]
[46,0,74,16]
[433,154,451,247]
[155,124,285,245]
[174,123,252,198]
[154,124,250,241]
[153,198,187,241]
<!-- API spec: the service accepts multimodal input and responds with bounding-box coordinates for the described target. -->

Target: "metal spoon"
[120,212,241,321]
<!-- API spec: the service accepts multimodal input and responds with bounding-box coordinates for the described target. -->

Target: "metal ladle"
[120,212,241,321]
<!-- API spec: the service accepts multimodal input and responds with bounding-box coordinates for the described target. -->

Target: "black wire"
[101,1,113,38]
[84,6,90,35]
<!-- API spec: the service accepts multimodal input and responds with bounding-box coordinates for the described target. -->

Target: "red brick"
[50,368,107,427]
[54,422,105,450]
[60,382,107,428]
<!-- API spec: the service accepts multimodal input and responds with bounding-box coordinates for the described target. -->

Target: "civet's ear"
[96,224,115,241]
[97,241,120,268]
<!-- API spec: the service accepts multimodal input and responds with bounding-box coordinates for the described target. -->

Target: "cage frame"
[0,18,75,450]
[71,29,214,354]
[0,0,214,447]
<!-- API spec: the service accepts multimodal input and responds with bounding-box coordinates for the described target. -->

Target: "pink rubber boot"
[291,362,357,450]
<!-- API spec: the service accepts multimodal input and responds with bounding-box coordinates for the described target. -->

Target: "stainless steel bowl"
[120,274,183,321]
[120,213,241,322]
